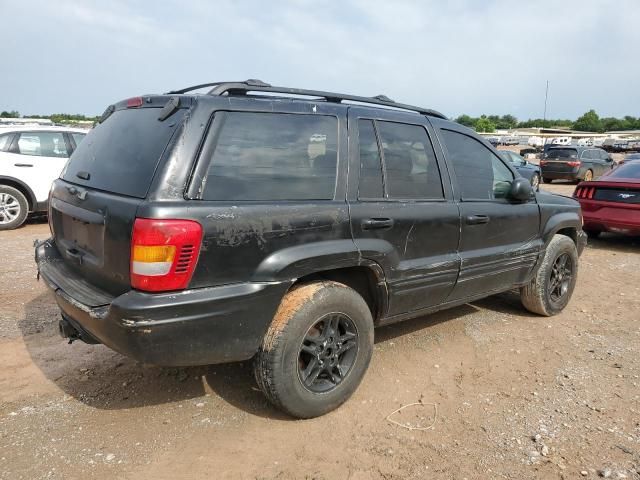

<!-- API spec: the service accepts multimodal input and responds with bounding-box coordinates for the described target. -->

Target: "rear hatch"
[541,148,580,173]
[49,98,187,297]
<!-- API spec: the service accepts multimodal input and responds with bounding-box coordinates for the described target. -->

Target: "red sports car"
[573,162,640,238]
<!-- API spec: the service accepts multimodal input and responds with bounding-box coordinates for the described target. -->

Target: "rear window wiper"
[98,104,115,124]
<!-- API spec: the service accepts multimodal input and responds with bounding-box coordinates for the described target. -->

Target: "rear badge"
[618,193,635,199]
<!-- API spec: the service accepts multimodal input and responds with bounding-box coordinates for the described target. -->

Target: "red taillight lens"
[131,218,203,292]
[540,160,548,166]
[567,161,581,167]
[126,97,144,108]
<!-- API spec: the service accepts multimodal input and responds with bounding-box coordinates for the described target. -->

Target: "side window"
[441,129,514,200]
[358,120,383,198]
[201,112,338,201]
[71,133,86,150]
[582,150,593,160]
[0,133,12,152]
[17,132,68,158]
[376,121,444,199]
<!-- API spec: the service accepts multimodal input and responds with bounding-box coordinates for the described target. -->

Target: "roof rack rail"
[166,79,446,119]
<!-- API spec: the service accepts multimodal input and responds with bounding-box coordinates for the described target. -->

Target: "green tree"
[573,109,603,132]
[0,110,19,118]
[475,116,496,133]
[455,114,477,128]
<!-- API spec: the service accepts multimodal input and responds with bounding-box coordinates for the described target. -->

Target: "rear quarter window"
[200,112,338,201]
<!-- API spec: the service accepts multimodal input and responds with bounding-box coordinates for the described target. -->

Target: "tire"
[584,229,601,239]
[0,185,29,231]
[542,177,552,184]
[254,281,374,419]
[583,169,594,182]
[530,174,540,190]
[520,234,578,316]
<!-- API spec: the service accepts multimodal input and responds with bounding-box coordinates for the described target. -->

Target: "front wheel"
[254,281,374,419]
[520,234,578,316]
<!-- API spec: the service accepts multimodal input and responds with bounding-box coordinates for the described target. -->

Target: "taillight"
[131,218,203,292]
[574,186,596,199]
[126,97,144,108]
[567,161,581,167]
[540,160,548,166]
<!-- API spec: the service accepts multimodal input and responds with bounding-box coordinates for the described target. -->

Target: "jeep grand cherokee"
[36,80,586,418]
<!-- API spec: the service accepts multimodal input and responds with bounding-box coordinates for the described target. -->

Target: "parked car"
[498,150,541,189]
[619,153,640,165]
[0,126,86,230]
[35,80,586,419]
[540,146,614,183]
[573,161,640,237]
[500,136,519,146]
[551,136,572,146]
[486,136,500,147]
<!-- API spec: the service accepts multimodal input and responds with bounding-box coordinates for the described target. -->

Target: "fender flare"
[0,175,38,210]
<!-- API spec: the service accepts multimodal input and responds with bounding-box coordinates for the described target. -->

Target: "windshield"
[546,148,578,159]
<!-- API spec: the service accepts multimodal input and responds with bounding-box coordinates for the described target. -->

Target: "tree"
[455,114,476,128]
[0,110,19,118]
[475,116,496,133]
[573,109,603,132]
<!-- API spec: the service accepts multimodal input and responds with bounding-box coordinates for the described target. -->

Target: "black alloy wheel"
[298,313,358,393]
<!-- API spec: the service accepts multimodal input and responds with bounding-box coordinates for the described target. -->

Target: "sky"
[1,0,638,120]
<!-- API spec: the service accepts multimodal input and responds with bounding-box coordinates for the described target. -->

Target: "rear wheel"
[584,229,601,239]
[0,186,29,231]
[583,169,594,182]
[542,177,552,184]
[520,234,578,316]
[254,281,374,419]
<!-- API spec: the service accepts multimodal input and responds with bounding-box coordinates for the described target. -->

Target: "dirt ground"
[1,184,639,480]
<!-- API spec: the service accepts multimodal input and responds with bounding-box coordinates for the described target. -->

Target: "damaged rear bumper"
[35,239,290,366]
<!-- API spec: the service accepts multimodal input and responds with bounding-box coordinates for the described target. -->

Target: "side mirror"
[509,177,533,201]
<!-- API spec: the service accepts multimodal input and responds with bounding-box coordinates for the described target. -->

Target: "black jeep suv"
[36,80,586,418]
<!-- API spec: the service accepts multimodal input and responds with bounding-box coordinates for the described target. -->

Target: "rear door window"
[376,121,443,199]
[357,120,383,198]
[62,108,185,198]
[17,132,68,157]
[201,112,338,201]
[70,132,86,149]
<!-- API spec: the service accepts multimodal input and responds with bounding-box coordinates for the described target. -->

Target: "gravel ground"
[1,188,639,479]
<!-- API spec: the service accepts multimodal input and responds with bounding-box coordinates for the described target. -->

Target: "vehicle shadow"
[18,290,529,419]
[585,233,639,253]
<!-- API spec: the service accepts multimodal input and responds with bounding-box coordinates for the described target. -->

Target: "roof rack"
[166,79,446,119]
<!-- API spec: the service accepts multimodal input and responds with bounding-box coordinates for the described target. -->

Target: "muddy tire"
[0,185,29,231]
[254,281,374,419]
[520,234,578,316]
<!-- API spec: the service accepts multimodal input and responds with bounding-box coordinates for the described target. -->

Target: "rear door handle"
[14,163,33,167]
[466,215,490,225]
[361,218,394,230]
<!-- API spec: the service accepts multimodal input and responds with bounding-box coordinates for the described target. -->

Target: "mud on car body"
[36,80,586,418]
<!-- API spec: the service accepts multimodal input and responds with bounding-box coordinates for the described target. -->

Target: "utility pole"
[543,80,549,129]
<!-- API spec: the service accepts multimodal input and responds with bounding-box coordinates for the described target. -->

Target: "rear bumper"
[541,170,580,180]
[35,239,290,366]
[581,201,640,236]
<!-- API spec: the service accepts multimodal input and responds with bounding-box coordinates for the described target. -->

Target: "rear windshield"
[546,148,578,159]
[62,108,184,198]
[610,163,640,178]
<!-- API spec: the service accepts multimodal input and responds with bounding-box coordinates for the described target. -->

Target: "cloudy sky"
[1,0,638,120]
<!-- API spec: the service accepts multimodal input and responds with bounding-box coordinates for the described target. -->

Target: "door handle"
[361,218,394,230]
[466,214,490,225]
[14,163,33,167]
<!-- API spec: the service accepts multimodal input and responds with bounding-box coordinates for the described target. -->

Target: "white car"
[0,126,87,230]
